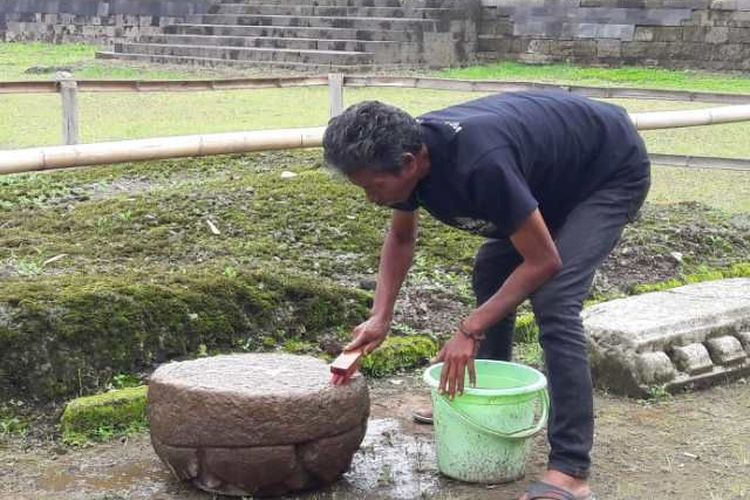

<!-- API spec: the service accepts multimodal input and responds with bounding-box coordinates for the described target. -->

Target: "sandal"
[524,480,597,500]
[411,408,434,425]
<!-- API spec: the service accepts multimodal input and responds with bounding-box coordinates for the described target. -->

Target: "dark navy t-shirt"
[392,91,646,238]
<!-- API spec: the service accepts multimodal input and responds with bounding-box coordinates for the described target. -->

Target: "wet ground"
[1,374,748,500]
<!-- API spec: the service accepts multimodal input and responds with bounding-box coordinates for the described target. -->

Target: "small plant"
[116,210,133,222]
[0,416,28,440]
[645,384,672,402]
[390,322,418,336]
[196,343,208,357]
[223,266,239,278]
[514,341,544,368]
[514,313,539,345]
[110,373,141,390]
[15,258,43,276]
[377,463,394,486]
[261,337,278,350]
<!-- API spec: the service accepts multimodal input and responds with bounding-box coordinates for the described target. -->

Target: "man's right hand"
[345,316,390,355]
[331,316,390,386]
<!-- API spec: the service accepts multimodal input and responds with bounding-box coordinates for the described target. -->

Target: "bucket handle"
[440,389,549,440]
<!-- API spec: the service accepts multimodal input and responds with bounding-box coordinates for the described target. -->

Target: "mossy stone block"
[61,385,148,444]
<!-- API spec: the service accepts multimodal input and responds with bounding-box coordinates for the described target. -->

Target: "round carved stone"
[148,353,369,497]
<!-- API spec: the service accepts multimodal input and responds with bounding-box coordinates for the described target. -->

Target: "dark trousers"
[472,162,650,479]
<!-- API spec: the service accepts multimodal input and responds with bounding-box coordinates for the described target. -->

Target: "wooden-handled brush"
[330,349,364,385]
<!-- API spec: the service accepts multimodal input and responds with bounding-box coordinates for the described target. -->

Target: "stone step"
[97,51,378,72]
[140,34,422,63]
[214,4,459,19]
[216,0,465,7]
[114,42,374,66]
[186,14,440,32]
[164,23,421,42]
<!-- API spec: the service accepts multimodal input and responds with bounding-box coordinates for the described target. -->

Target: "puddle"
[335,418,440,499]
[36,460,169,495]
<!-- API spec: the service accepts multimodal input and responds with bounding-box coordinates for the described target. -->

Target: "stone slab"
[584,279,750,397]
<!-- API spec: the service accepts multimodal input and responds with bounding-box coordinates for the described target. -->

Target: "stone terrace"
[98,0,481,71]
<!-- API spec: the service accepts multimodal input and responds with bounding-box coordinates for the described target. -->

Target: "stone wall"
[3,0,749,71]
[0,0,217,47]
[480,0,750,71]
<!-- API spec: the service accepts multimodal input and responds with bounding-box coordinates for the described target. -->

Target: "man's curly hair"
[323,101,423,175]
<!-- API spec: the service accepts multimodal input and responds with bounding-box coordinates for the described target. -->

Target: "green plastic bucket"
[423,360,549,483]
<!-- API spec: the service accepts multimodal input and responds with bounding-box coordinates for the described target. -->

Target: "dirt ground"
[1,373,748,500]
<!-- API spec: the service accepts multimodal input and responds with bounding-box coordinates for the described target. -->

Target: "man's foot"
[411,407,433,425]
[519,470,593,500]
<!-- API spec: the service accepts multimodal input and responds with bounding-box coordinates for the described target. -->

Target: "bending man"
[323,91,650,500]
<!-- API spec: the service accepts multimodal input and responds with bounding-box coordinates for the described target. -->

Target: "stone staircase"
[97,0,480,71]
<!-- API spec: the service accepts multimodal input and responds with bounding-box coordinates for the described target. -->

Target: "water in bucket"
[423,360,549,483]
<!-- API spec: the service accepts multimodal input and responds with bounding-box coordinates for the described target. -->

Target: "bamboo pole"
[2,105,750,176]
[630,104,750,130]
[0,127,326,175]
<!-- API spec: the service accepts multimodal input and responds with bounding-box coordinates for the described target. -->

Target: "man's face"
[347,155,420,206]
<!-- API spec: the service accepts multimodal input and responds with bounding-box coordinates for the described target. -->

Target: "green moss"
[629,262,750,294]
[0,152,480,284]
[361,336,438,377]
[61,386,148,446]
[282,339,316,354]
[0,268,370,402]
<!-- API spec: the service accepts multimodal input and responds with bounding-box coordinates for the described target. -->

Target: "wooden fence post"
[328,73,344,119]
[57,71,79,145]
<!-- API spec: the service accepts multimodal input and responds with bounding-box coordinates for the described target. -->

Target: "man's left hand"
[435,331,478,398]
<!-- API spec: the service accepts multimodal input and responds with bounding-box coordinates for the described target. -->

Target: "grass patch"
[5,42,748,94]
[2,43,750,160]
[0,42,199,81]
[61,385,147,446]
[649,165,750,213]
[3,88,750,161]
[438,61,750,94]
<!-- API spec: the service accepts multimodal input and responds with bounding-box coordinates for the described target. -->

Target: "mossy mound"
[361,336,438,377]
[61,385,147,446]
[0,269,369,402]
